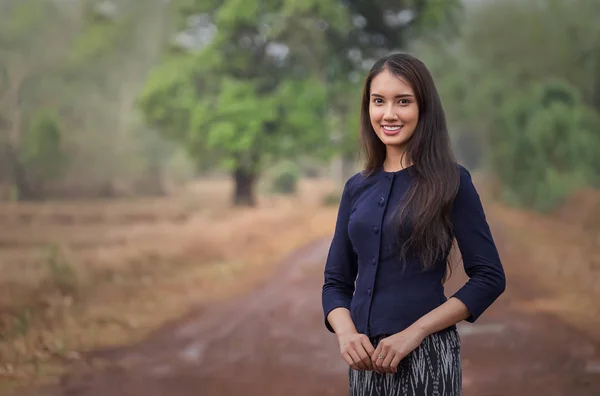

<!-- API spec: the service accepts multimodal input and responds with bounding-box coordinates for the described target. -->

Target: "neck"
[383,145,411,172]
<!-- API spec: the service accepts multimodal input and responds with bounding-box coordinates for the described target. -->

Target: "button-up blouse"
[321,164,506,338]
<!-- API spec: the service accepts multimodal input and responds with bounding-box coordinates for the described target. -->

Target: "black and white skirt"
[349,328,462,396]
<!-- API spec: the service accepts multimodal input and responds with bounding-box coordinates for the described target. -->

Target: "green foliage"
[414,0,600,212]
[69,16,125,66]
[138,0,334,186]
[0,0,467,202]
[462,0,600,108]
[491,80,599,211]
[0,0,181,199]
[271,161,300,194]
[194,77,278,163]
[21,109,68,183]
[138,0,462,206]
[138,56,197,142]
[0,1,48,49]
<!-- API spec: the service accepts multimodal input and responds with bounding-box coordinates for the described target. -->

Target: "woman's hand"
[371,327,426,374]
[337,332,376,371]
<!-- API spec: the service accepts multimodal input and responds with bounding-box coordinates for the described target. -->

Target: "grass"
[0,177,340,390]
[486,201,600,342]
[473,173,600,343]
[1,173,599,392]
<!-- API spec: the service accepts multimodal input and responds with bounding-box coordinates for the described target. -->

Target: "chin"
[379,135,409,147]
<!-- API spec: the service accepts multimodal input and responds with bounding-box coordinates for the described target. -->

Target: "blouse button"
[372,226,379,234]
[371,258,376,266]
[378,197,385,206]
[367,289,372,296]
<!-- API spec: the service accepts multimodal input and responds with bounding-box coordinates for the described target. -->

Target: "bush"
[321,190,342,206]
[21,109,68,186]
[271,161,300,194]
[490,80,600,212]
[45,244,79,297]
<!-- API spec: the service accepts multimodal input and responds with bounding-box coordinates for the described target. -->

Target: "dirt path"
[26,234,600,396]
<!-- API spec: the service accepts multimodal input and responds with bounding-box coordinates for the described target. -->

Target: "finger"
[390,354,403,374]
[356,341,374,370]
[354,347,371,370]
[382,351,396,374]
[349,349,367,371]
[361,336,376,357]
[343,353,362,371]
[371,344,381,366]
[374,343,389,372]
[374,351,386,373]
[342,352,355,368]
[377,345,394,373]
[352,350,368,371]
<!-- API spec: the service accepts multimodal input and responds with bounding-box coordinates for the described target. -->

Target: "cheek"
[401,107,419,124]
[369,106,383,122]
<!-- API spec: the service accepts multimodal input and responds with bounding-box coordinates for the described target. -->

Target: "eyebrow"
[371,93,414,98]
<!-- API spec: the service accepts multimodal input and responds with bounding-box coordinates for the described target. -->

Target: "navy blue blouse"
[321,164,506,338]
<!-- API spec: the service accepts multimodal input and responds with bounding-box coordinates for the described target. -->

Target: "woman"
[321,53,506,396]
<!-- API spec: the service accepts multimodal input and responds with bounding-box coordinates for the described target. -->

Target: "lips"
[382,125,403,136]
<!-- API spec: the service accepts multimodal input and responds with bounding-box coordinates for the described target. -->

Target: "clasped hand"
[337,327,426,374]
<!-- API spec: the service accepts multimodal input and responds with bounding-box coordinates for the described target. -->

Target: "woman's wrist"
[336,328,359,337]
[409,320,432,339]
[328,307,358,336]
[334,321,359,337]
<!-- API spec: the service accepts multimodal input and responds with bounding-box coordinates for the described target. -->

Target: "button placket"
[365,172,396,337]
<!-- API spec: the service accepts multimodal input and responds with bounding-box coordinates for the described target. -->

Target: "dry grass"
[486,202,600,340]
[472,174,600,343]
[2,171,598,391]
[0,177,341,389]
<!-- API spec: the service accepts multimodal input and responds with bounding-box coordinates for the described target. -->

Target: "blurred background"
[0,0,599,395]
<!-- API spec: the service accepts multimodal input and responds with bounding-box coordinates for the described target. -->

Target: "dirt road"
[27,234,600,396]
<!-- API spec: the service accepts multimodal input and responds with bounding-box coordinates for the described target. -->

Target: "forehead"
[370,69,414,96]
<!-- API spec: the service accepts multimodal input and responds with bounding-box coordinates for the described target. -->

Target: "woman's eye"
[374,98,383,104]
[399,99,410,105]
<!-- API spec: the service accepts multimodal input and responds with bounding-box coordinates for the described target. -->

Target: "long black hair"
[360,53,460,271]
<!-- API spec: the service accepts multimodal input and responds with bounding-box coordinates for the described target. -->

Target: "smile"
[382,125,403,135]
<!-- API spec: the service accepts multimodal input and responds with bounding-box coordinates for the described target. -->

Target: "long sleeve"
[322,175,359,333]
[450,166,506,322]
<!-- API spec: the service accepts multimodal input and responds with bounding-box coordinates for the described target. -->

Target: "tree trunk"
[233,166,257,207]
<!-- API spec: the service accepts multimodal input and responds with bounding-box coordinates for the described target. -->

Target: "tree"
[139,0,342,205]
[413,0,600,211]
[57,0,175,197]
[461,0,600,111]
[139,0,462,205]
[0,0,177,200]
[0,0,73,199]
[20,109,68,195]
[492,80,600,211]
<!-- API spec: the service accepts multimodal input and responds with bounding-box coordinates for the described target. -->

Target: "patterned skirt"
[349,328,462,396]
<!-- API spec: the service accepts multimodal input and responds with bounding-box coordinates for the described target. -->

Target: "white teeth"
[383,126,401,131]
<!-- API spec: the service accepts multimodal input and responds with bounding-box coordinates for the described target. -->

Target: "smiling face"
[368,68,419,157]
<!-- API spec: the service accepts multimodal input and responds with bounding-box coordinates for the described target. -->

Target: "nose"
[383,105,398,121]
